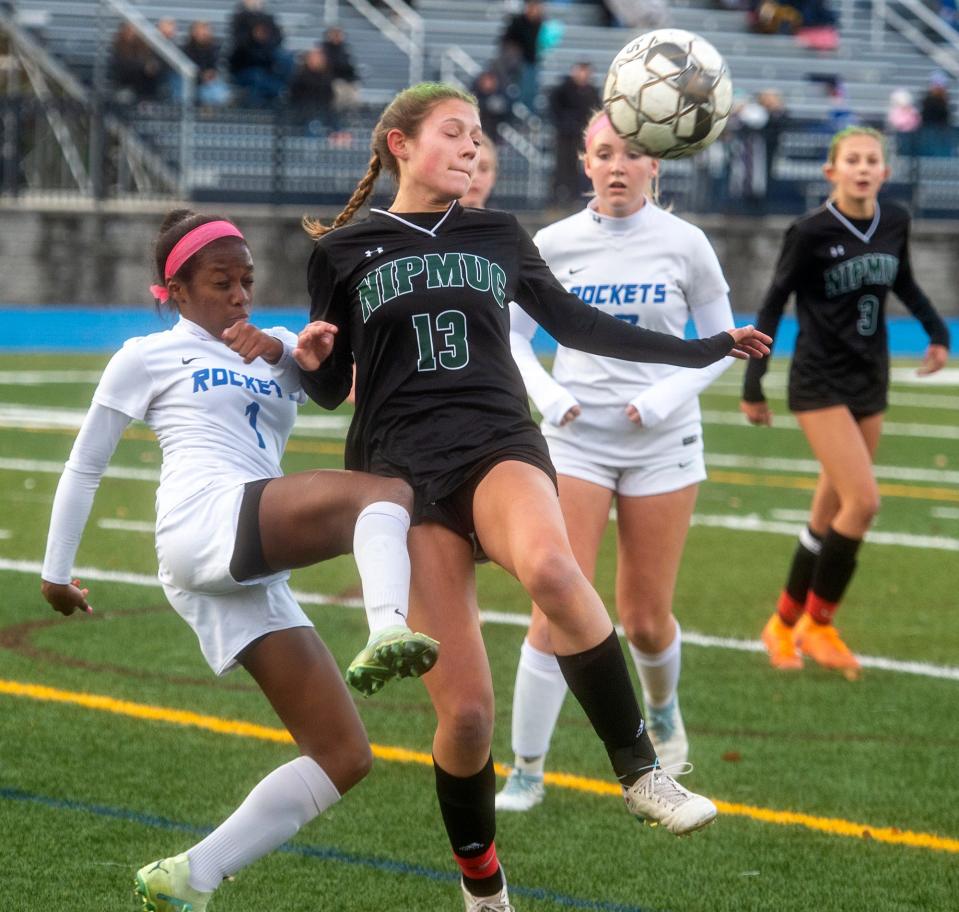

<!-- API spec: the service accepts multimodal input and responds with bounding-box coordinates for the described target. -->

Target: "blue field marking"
[3,306,956,356]
[0,786,665,912]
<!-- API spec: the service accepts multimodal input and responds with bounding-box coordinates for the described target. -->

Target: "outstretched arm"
[892,231,951,377]
[41,403,130,615]
[514,223,769,368]
[741,223,803,424]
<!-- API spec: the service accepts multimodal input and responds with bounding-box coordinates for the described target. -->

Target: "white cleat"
[623,761,717,835]
[646,697,689,768]
[462,877,515,911]
[494,769,545,812]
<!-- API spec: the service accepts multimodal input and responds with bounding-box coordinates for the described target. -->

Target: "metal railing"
[324,0,424,87]
[99,0,197,195]
[0,6,179,199]
[871,0,959,80]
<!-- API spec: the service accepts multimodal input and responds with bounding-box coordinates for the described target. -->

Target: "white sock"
[187,756,340,893]
[628,621,682,711]
[353,501,411,635]
[510,638,568,764]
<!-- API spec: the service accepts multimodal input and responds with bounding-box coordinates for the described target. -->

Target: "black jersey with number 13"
[301,202,736,506]
[743,200,950,416]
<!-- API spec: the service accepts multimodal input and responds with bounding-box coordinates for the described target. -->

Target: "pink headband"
[584,113,613,150]
[150,220,245,302]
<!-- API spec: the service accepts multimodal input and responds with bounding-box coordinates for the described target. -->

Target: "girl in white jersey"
[497,111,736,812]
[39,210,430,912]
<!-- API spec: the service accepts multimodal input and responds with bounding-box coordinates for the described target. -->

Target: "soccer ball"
[603,28,733,160]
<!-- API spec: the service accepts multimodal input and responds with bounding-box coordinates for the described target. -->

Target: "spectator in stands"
[939,0,959,31]
[887,88,921,157]
[228,0,294,105]
[791,0,840,50]
[500,0,545,111]
[289,47,341,136]
[757,88,788,188]
[110,22,164,103]
[725,93,771,212]
[548,61,601,205]
[747,0,802,34]
[919,71,954,157]
[472,69,513,141]
[602,0,669,29]
[155,18,184,103]
[183,20,231,107]
[322,26,361,112]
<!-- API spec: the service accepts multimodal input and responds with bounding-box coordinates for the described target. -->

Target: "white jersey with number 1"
[509,201,734,465]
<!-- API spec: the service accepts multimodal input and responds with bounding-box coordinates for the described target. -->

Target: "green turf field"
[1,352,957,912]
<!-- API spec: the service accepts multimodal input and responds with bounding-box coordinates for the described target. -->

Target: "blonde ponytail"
[302,154,382,239]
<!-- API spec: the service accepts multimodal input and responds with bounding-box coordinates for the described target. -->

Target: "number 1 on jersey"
[245,401,266,449]
[412,310,469,372]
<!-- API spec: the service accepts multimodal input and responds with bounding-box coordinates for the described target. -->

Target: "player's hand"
[293,321,339,371]
[559,404,581,426]
[41,578,92,616]
[740,399,772,426]
[917,343,948,376]
[625,404,643,426]
[221,321,284,364]
[726,325,772,360]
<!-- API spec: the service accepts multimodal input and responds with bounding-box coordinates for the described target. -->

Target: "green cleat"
[346,625,439,697]
[134,853,212,912]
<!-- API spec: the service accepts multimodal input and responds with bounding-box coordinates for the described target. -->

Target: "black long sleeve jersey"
[301,202,735,506]
[743,200,950,415]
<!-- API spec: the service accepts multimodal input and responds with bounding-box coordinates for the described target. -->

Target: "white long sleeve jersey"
[509,201,734,439]
[41,317,304,584]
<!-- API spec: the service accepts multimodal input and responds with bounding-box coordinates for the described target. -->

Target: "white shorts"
[546,428,707,498]
[156,481,313,675]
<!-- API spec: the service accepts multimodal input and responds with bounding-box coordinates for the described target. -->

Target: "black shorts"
[418,444,557,562]
[789,360,887,419]
[230,478,273,582]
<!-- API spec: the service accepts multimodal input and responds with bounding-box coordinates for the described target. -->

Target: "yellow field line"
[709,470,959,503]
[2,677,957,855]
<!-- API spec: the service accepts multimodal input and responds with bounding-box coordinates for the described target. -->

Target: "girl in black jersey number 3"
[742,127,950,678]
[297,83,771,911]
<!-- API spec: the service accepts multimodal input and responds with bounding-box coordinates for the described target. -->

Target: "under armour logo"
[365,246,384,257]
[830,245,845,257]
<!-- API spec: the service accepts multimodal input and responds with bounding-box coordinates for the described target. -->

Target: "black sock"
[785,526,824,604]
[555,630,656,786]
[434,756,503,896]
[809,527,862,603]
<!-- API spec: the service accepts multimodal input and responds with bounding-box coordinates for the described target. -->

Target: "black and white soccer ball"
[602,28,733,160]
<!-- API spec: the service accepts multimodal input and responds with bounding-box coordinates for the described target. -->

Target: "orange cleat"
[794,614,861,680]
[761,613,803,671]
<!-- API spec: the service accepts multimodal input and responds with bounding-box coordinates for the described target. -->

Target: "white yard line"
[0,404,350,437]
[0,371,104,385]
[8,556,955,681]
[931,507,959,520]
[96,518,154,533]
[690,513,959,552]
[700,410,959,441]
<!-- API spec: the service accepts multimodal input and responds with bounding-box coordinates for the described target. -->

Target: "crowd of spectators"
[108,0,360,138]
[103,0,957,190]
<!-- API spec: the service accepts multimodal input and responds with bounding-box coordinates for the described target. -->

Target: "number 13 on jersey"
[412,310,470,371]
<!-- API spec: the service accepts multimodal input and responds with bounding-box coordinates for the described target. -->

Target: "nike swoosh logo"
[678,460,693,469]
[569,265,588,275]
[181,357,202,364]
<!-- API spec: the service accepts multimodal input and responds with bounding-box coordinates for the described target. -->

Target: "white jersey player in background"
[497,111,736,811]
[39,210,425,912]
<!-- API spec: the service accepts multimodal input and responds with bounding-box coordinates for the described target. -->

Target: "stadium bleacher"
[3,0,959,212]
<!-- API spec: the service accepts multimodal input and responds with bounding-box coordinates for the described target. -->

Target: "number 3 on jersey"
[412,310,469,371]
[857,294,879,336]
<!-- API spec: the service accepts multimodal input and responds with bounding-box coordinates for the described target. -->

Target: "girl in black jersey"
[297,83,771,911]
[741,126,950,678]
